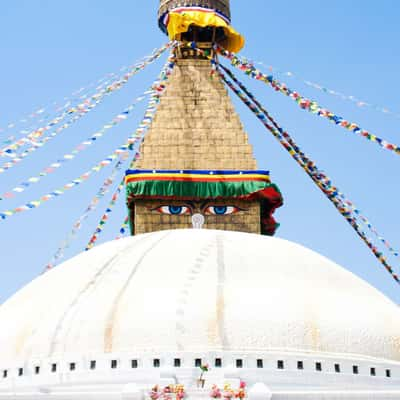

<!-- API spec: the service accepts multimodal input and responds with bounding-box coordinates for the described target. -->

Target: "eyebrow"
[199,201,249,212]
[148,200,196,211]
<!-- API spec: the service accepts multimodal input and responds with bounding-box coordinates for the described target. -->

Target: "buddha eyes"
[204,206,240,215]
[155,206,191,215]
[152,205,242,216]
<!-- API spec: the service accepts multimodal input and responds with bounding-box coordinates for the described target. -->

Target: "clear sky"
[0,0,399,304]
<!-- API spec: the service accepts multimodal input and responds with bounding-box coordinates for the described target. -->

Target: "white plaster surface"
[0,230,400,362]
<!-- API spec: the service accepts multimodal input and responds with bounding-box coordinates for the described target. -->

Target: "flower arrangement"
[197,363,209,388]
[162,385,173,400]
[149,385,160,400]
[210,384,222,399]
[209,382,247,399]
[148,385,186,400]
[200,363,209,377]
[235,382,246,399]
[175,384,186,400]
[222,384,235,400]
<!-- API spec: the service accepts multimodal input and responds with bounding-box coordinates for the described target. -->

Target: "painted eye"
[155,205,190,215]
[205,206,240,215]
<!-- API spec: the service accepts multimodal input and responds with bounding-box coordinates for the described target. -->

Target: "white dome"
[1,229,400,364]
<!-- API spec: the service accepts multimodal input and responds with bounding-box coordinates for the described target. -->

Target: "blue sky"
[0,0,399,304]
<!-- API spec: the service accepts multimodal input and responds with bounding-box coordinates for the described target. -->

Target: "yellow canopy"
[167,10,244,53]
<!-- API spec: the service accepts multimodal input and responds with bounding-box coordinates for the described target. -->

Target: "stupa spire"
[124,1,282,236]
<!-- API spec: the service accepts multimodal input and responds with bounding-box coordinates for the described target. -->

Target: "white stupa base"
[1,385,400,400]
[1,358,400,400]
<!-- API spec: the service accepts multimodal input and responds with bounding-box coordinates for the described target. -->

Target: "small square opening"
[18,368,23,377]
[257,359,263,368]
[195,358,202,367]
[51,363,57,373]
[153,359,160,368]
[35,366,40,375]
[277,360,284,370]
[174,358,181,367]
[370,367,376,376]
[297,361,304,370]
[386,369,391,378]
[69,363,76,371]
[353,365,359,375]
[111,360,118,369]
[131,360,138,369]
[215,358,222,368]
[90,360,96,370]
[3,370,8,379]
[236,359,243,368]
[315,362,322,372]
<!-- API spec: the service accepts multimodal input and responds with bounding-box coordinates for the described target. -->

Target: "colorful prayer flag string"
[115,216,130,240]
[217,63,400,285]
[253,60,400,120]
[0,143,131,221]
[220,63,400,260]
[44,154,130,271]
[216,45,400,157]
[0,50,178,220]
[0,68,127,139]
[1,42,172,154]
[85,179,125,251]
[0,47,168,140]
[0,104,99,171]
[45,44,176,267]
[166,43,400,264]
[0,42,173,171]
[84,51,177,251]
[0,70,122,146]
[0,90,150,200]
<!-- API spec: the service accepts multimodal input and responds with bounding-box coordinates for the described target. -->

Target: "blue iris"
[213,206,228,215]
[168,206,184,215]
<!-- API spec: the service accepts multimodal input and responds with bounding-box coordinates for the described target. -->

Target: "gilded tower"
[125,0,282,235]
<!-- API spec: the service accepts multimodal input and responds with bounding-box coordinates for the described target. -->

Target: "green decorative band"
[125,169,281,202]
[126,180,282,201]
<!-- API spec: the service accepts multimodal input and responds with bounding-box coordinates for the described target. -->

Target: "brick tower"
[125,0,282,235]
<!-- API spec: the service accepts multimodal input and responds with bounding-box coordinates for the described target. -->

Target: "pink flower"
[149,386,160,400]
[175,384,186,400]
[163,386,172,394]
[210,385,222,399]
[176,390,186,400]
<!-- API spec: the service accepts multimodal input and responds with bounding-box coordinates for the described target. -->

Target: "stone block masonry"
[136,59,257,171]
[133,57,261,234]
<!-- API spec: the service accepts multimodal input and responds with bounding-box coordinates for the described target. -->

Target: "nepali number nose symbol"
[192,213,205,229]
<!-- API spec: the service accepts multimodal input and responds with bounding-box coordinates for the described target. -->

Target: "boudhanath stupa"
[0,1,400,399]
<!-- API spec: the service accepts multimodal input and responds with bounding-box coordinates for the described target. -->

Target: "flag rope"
[216,45,400,157]
[85,50,177,251]
[217,62,400,285]
[0,42,174,172]
[0,90,150,200]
